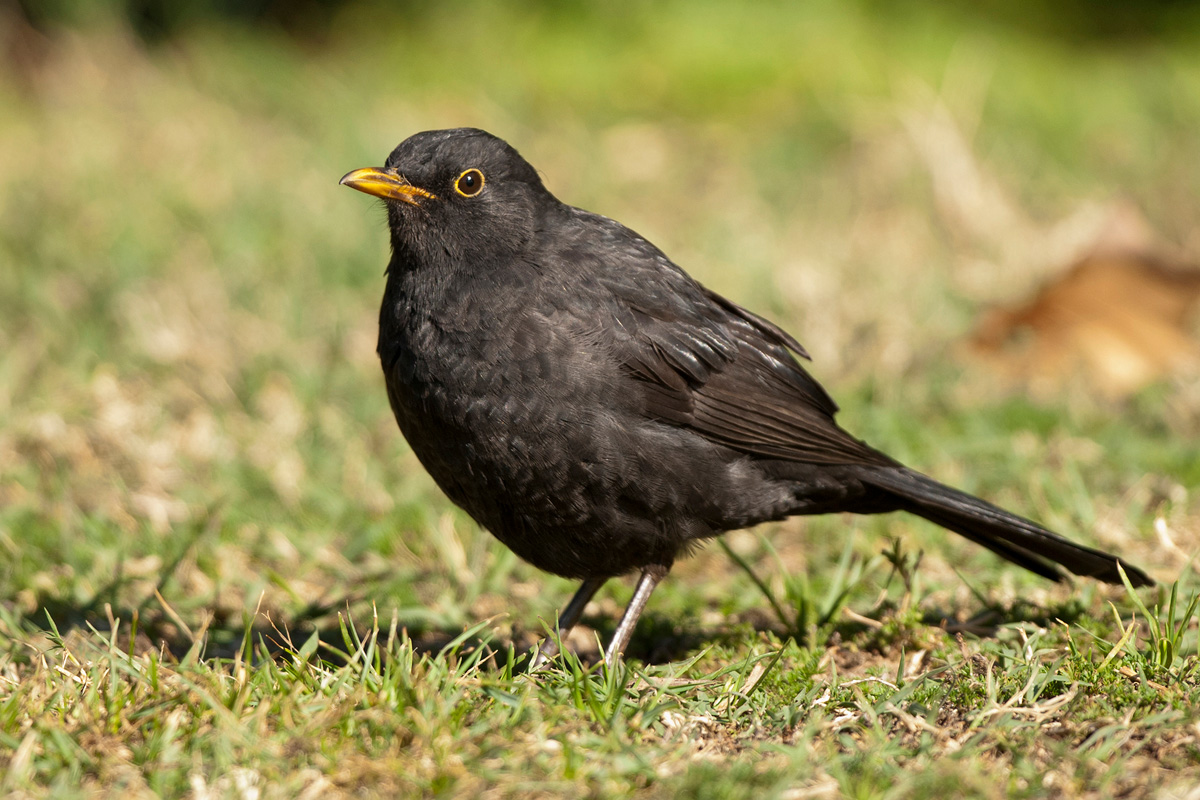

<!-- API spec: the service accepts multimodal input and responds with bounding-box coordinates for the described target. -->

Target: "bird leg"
[529,576,607,669]
[604,563,670,669]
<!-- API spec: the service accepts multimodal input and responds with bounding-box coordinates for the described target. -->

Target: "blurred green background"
[1,0,1197,646]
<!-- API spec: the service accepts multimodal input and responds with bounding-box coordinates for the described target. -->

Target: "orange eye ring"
[455,168,485,197]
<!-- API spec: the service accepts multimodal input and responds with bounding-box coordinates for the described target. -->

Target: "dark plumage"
[340,128,1152,666]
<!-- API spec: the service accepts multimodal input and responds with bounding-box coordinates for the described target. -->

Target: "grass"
[1,1,1199,796]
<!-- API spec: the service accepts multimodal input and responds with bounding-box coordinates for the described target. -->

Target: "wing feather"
[557,208,892,467]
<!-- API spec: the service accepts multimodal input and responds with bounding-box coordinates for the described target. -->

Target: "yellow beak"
[339,167,437,204]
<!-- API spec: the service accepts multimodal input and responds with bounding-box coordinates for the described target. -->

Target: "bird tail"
[861,468,1153,587]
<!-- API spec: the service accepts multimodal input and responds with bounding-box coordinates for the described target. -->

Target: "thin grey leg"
[530,576,607,669]
[604,563,670,669]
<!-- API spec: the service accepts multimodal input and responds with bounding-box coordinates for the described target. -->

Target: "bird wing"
[564,212,893,467]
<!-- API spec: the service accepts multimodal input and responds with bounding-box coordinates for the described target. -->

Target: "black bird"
[340,128,1152,667]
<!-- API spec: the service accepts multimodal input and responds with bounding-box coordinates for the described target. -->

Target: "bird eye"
[455,169,485,197]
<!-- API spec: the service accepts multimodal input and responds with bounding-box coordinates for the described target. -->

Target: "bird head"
[340,128,550,267]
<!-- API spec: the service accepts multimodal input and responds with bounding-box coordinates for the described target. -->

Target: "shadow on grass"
[9,584,1094,675]
[11,589,486,666]
[573,593,1095,666]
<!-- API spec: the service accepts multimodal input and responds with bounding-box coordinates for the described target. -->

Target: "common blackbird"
[340,128,1152,667]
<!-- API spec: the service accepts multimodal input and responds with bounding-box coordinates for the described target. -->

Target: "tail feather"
[862,468,1153,588]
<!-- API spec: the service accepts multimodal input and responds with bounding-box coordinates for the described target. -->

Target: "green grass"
[1,1,1199,797]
